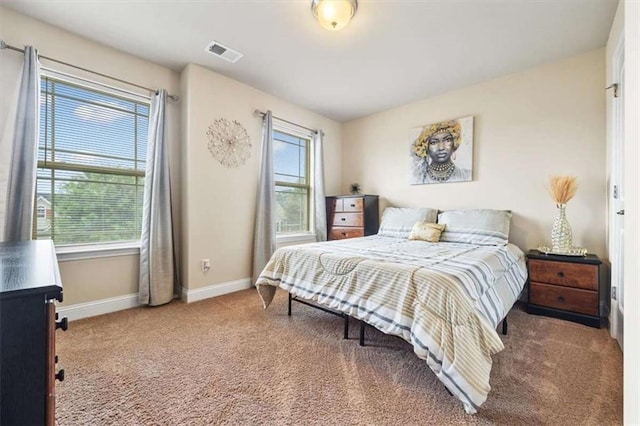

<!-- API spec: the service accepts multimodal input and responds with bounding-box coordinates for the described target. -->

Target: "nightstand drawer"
[332,213,364,227]
[329,227,364,240]
[528,259,598,290]
[529,282,598,316]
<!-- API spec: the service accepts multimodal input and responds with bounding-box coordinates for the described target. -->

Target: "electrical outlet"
[201,259,211,272]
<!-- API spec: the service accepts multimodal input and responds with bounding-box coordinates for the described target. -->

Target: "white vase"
[551,203,573,252]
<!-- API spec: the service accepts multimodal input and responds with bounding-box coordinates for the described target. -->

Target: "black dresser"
[0,240,66,426]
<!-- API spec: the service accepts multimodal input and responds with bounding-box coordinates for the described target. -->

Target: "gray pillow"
[438,209,511,246]
[378,207,438,238]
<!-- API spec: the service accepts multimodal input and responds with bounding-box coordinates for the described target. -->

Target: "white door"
[611,43,624,350]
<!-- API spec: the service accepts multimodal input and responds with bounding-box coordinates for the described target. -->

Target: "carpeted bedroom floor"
[55,288,622,425]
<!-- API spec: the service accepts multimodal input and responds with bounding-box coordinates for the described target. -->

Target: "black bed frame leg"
[343,316,349,339]
[502,317,508,335]
[288,293,292,316]
[359,321,366,346]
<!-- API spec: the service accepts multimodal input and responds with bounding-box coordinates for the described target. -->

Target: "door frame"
[608,34,624,345]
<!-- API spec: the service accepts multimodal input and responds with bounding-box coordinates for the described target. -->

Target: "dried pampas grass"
[549,176,578,204]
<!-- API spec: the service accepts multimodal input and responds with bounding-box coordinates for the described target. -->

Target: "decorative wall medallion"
[206,118,251,168]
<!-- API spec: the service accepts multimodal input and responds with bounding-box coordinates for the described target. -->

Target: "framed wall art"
[409,116,474,184]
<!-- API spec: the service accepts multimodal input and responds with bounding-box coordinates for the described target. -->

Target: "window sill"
[276,233,317,245]
[56,241,140,262]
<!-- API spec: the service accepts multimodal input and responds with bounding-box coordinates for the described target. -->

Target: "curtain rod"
[254,109,317,134]
[1,40,179,101]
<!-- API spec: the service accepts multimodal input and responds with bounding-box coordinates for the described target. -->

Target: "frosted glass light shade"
[311,0,358,31]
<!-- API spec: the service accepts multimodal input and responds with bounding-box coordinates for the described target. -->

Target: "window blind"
[35,76,149,245]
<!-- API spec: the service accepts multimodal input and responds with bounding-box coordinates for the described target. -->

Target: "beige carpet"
[55,289,622,425]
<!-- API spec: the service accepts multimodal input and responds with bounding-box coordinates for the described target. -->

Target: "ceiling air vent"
[205,41,243,63]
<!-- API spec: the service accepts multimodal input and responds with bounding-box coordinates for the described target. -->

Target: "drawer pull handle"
[55,369,65,382]
[341,233,347,236]
[56,316,68,331]
[556,272,565,278]
[341,218,346,221]
[557,296,566,303]
[350,204,356,207]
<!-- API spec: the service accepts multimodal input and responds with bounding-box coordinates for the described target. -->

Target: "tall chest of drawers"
[526,250,605,328]
[0,240,66,426]
[326,195,379,240]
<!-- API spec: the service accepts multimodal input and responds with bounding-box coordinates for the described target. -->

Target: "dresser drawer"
[528,259,598,290]
[332,213,364,227]
[331,198,344,212]
[326,195,379,241]
[329,227,364,240]
[529,282,598,316]
[340,197,363,212]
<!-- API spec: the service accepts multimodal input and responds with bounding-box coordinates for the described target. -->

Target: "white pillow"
[378,207,438,238]
[438,209,511,246]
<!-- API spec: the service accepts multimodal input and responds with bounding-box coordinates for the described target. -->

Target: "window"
[273,129,311,234]
[37,205,46,218]
[34,76,149,246]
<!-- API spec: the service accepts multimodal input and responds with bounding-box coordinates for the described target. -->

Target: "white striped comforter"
[255,236,527,414]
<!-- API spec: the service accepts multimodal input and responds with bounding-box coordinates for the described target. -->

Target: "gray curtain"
[139,89,175,306]
[313,130,327,241]
[252,110,276,285]
[3,46,40,242]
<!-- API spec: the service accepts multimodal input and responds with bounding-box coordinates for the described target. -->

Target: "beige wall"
[180,64,342,290]
[0,7,341,305]
[58,256,139,302]
[343,49,607,257]
[0,6,609,307]
[0,7,181,306]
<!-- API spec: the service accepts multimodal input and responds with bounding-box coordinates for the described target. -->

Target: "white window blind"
[273,129,311,234]
[35,76,149,246]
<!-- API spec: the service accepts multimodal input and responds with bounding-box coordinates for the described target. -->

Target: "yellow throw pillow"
[408,222,446,242]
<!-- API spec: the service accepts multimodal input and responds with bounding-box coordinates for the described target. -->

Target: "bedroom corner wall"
[0,7,182,307]
[342,49,607,257]
[179,63,342,293]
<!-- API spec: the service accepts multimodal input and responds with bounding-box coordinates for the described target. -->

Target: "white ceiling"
[1,0,618,122]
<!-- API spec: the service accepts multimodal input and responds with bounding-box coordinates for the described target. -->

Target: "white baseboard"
[57,293,141,322]
[58,278,253,321]
[181,278,253,303]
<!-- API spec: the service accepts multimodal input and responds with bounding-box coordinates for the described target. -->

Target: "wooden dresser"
[0,240,66,426]
[526,249,605,328]
[326,195,379,240]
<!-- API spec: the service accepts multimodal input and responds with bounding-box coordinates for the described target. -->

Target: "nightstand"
[526,250,605,328]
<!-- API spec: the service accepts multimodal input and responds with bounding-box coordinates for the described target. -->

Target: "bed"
[255,208,528,414]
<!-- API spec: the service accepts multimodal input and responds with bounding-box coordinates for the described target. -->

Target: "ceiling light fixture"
[311,0,358,31]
